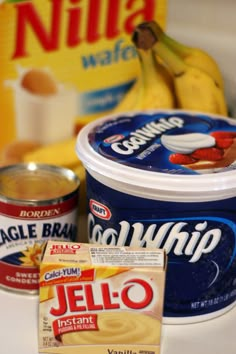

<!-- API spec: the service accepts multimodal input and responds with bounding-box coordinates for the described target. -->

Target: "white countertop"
[1,288,235,354]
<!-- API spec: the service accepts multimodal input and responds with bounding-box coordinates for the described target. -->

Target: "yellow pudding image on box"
[39,241,166,354]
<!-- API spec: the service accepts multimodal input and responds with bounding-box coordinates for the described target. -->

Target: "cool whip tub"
[76,110,236,324]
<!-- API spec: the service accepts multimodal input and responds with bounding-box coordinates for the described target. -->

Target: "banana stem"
[137,21,192,58]
[161,34,191,58]
[153,41,187,76]
[133,23,187,77]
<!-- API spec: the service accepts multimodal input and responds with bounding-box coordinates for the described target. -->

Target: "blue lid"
[76,110,236,200]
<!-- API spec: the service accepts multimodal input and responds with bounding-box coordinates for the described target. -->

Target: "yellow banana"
[134,22,228,116]
[143,21,224,90]
[173,65,227,115]
[114,34,175,113]
[113,79,140,112]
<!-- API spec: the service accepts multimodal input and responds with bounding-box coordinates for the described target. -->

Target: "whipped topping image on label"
[76,110,236,323]
[161,133,216,154]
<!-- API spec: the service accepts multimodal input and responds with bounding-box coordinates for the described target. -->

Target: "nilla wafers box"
[39,241,166,354]
[0,0,166,167]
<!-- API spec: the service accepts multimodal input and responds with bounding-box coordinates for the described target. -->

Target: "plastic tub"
[76,109,236,324]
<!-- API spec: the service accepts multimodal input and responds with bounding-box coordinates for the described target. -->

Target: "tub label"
[86,172,236,318]
[89,112,236,174]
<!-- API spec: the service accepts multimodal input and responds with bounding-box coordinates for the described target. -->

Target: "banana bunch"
[147,21,224,90]
[114,21,228,116]
[114,30,176,112]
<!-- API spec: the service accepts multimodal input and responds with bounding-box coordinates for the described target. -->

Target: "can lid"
[76,110,236,201]
[0,163,80,204]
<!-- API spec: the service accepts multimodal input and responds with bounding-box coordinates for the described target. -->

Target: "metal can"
[0,163,80,294]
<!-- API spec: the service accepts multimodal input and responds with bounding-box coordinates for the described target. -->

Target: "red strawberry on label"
[169,153,196,165]
[210,131,236,139]
[191,147,224,161]
[215,138,234,149]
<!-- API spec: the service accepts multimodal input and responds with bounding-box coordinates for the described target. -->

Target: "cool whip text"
[88,214,221,263]
[111,117,184,155]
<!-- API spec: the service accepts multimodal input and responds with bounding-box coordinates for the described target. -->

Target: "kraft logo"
[89,199,112,220]
[104,134,124,144]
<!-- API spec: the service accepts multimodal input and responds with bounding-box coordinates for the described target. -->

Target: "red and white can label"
[0,195,78,292]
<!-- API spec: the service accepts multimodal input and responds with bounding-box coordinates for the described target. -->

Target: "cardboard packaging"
[39,241,167,354]
[0,0,167,163]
